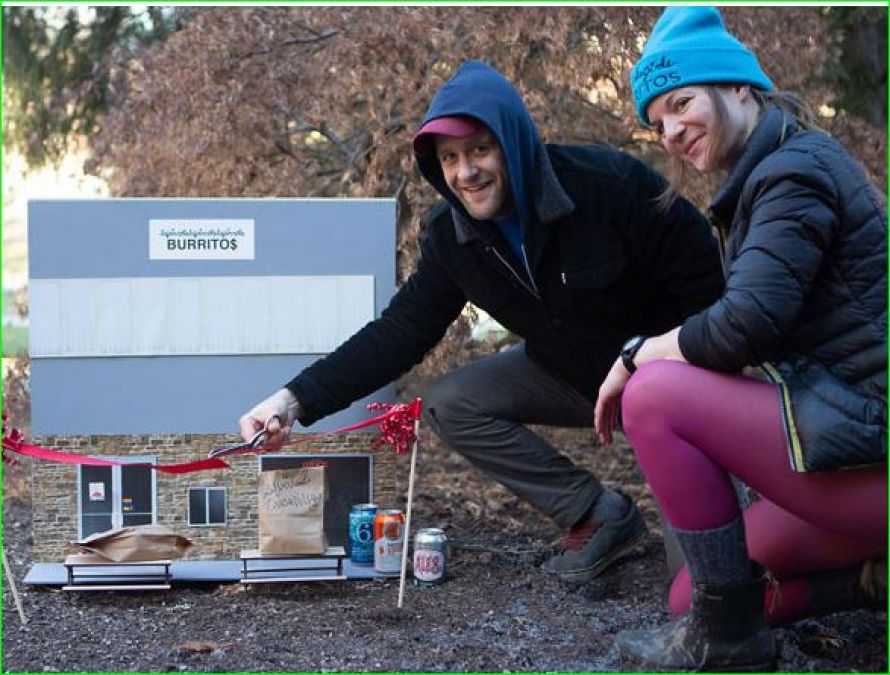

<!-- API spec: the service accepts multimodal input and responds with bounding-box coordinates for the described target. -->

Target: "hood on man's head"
[414,60,543,226]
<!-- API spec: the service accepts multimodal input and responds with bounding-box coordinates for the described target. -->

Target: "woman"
[595,7,887,671]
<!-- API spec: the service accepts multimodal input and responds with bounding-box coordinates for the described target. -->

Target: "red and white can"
[412,527,447,587]
[373,509,405,576]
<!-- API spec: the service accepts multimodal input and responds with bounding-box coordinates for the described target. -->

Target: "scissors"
[207,414,284,459]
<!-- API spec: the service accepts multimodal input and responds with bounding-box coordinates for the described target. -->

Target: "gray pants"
[423,344,602,529]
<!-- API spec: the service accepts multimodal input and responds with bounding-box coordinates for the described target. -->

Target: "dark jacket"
[679,106,887,471]
[288,61,724,425]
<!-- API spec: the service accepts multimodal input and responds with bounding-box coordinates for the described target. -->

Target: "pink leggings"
[622,360,887,624]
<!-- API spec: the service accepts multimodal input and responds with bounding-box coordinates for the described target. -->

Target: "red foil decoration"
[2,413,21,466]
[366,398,422,455]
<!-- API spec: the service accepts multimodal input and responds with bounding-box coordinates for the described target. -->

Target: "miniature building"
[28,199,401,561]
[30,433,403,561]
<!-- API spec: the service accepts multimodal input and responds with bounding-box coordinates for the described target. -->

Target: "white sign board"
[149,219,255,260]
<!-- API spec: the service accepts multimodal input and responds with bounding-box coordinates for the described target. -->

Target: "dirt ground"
[2,430,887,673]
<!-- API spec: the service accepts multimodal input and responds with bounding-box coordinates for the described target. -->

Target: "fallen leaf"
[798,627,847,657]
[172,640,232,655]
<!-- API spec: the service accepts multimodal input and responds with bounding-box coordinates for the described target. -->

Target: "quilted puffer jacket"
[678,106,887,472]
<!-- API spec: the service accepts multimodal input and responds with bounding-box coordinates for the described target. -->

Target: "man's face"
[434,129,514,221]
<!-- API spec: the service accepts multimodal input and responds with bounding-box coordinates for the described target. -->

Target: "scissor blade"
[207,425,269,458]
[207,442,251,459]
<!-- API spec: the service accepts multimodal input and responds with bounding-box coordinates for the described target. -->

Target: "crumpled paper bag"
[71,524,193,562]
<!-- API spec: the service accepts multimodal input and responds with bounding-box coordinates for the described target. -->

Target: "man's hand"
[593,357,632,446]
[239,388,301,447]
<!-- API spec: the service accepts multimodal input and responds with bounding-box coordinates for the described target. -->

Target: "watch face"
[621,336,645,372]
[622,336,642,355]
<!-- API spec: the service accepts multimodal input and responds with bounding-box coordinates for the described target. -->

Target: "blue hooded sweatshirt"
[414,61,543,267]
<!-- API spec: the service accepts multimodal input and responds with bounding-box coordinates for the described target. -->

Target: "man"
[240,61,724,583]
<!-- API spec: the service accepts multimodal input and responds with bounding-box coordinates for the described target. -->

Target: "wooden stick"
[2,546,27,625]
[397,413,421,610]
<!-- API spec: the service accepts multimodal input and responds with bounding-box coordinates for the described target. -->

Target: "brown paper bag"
[258,467,327,554]
[71,524,193,562]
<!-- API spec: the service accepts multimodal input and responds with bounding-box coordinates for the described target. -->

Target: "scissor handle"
[243,426,266,449]
[250,413,288,448]
[207,410,292,458]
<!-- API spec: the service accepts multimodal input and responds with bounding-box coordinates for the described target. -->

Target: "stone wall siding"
[30,433,404,562]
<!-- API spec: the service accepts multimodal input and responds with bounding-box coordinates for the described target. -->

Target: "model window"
[188,487,226,526]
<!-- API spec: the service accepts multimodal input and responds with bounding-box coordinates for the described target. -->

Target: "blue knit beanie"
[631,6,774,125]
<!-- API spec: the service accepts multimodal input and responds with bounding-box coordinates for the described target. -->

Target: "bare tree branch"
[238,28,338,59]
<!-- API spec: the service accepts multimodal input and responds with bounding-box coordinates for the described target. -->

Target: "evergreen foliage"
[2,6,180,165]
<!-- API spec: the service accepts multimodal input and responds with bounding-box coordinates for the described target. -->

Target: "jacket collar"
[452,145,575,245]
[709,105,798,226]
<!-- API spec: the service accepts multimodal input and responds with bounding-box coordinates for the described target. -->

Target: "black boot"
[616,566,777,672]
[810,558,888,616]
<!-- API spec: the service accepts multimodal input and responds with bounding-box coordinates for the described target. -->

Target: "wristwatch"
[620,335,647,374]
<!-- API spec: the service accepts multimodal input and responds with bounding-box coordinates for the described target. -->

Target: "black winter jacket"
[287,62,724,425]
[679,106,887,471]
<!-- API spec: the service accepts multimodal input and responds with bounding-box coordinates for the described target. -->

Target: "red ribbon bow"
[366,399,422,455]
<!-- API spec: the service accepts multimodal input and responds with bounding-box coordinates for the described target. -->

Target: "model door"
[80,465,114,537]
[121,463,154,526]
[78,459,156,538]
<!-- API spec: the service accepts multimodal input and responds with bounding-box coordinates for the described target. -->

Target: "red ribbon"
[2,437,230,473]
[207,398,423,459]
[1,399,423,474]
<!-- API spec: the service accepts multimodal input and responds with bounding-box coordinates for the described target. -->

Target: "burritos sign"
[149,219,255,260]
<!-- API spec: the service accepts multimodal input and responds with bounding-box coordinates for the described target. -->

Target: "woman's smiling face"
[647,85,755,173]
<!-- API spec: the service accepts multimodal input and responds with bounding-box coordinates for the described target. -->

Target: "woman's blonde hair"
[656,87,820,211]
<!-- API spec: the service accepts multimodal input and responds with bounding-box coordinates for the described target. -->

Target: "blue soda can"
[349,503,378,564]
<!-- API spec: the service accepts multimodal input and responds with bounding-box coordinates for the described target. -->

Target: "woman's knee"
[621,360,690,440]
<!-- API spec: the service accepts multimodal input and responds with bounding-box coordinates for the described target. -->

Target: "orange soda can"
[373,509,405,576]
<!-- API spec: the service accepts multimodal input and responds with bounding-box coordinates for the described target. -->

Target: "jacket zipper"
[711,213,806,473]
[488,245,540,299]
[520,243,541,297]
[760,362,807,472]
